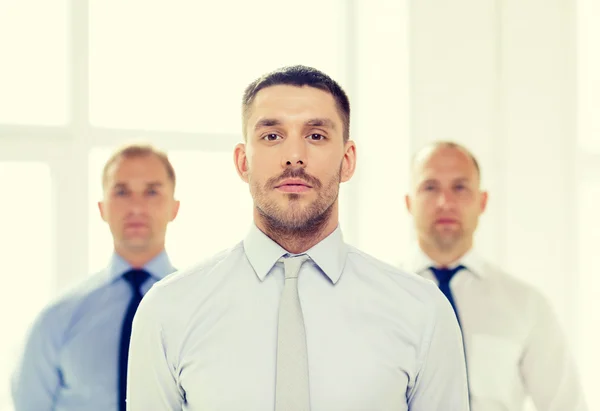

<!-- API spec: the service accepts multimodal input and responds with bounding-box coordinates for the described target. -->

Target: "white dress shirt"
[126,225,469,411]
[404,247,587,411]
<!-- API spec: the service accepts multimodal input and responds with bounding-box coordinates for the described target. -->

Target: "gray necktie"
[275,254,311,411]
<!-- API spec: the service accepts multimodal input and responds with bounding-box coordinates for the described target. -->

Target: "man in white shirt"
[126,65,470,411]
[404,141,587,411]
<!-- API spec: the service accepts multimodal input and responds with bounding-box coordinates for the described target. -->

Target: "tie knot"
[122,269,150,292]
[430,265,466,285]
[279,254,309,280]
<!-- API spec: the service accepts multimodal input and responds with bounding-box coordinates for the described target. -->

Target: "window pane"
[578,0,600,152]
[0,163,54,411]
[89,0,348,134]
[88,148,114,273]
[578,178,600,409]
[89,148,253,272]
[0,1,68,125]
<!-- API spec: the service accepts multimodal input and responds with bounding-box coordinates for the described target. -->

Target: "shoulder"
[347,248,461,354]
[480,260,548,304]
[345,245,448,320]
[347,245,440,294]
[473,259,561,332]
[139,242,245,306]
[131,242,247,344]
[25,269,113,339]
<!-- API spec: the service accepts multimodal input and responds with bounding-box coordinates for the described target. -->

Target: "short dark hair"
[241,65,351,141]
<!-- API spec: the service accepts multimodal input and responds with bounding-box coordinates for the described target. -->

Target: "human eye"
[262,133,282,141]
[307,133,326,141]
[454,183,471,193]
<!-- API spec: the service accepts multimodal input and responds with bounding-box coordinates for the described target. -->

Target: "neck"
[254,206,339,254]
[115,244,165,269]
[418,237,472,267]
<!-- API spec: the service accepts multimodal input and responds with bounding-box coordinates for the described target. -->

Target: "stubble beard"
[251,166,341,245]
[119,226,156,254]
[429,225,464,253]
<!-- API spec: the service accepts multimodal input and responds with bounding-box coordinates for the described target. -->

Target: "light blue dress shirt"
[11,251,175,411]
[127,225,470,411]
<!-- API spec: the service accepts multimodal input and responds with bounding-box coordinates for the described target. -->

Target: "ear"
[98,201,107,222]
[170,200,181,222]
[340,140,357,183]
[234,143,250,183]
[405,194,412,214]
[480,191,489,214]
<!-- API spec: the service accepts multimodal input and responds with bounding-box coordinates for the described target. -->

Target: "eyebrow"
[253,117,337,132]
[113,182,164,189]
[419,177,472,185]
[254,118,282,131]
[452,177,472,184]
[305,118,336,130]
[418,179,439,187]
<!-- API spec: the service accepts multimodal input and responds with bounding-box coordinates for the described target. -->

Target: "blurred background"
[0,0,598,410]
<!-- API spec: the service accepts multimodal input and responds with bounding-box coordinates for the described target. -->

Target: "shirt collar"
[107,250,176,283]
[243,223,348,284]
[405,244,488,279]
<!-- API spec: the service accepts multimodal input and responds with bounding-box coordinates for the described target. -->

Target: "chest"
[175,281,416,411]
[57,300,127,399]
[449,279,529,407]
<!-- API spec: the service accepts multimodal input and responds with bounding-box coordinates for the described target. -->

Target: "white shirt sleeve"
[126,290,184,411]
[521,291,588,411]
[407,288,471,411]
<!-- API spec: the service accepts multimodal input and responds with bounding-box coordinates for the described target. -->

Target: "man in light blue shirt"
[11,143,180,411]
[126,65,470,410]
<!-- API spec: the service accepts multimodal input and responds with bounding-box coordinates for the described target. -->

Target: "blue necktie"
[430,265,466,324]
[118,269,150,411]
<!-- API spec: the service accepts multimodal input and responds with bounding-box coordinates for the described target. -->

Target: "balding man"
[403,141,587,411]
[12,143,180,411]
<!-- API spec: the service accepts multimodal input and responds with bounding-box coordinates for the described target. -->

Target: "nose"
[128,194,147,215]
[281,135,307,168]
[436,190,455,209]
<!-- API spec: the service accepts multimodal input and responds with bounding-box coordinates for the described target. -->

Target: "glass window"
[578,0,600,152]
[0,1,68,125]
[578,0,600,406]
[0,162,54,411]
[89,0,348,134]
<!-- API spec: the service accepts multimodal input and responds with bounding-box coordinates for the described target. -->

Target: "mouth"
[435,218,459,225]
[124,222,148,229]
[275,184,311,193]
[274,179,313,193]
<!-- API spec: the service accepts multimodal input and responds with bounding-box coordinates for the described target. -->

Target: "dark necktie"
[430,264,471,404]
[118,269,150,411]
[430,265,466,324]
